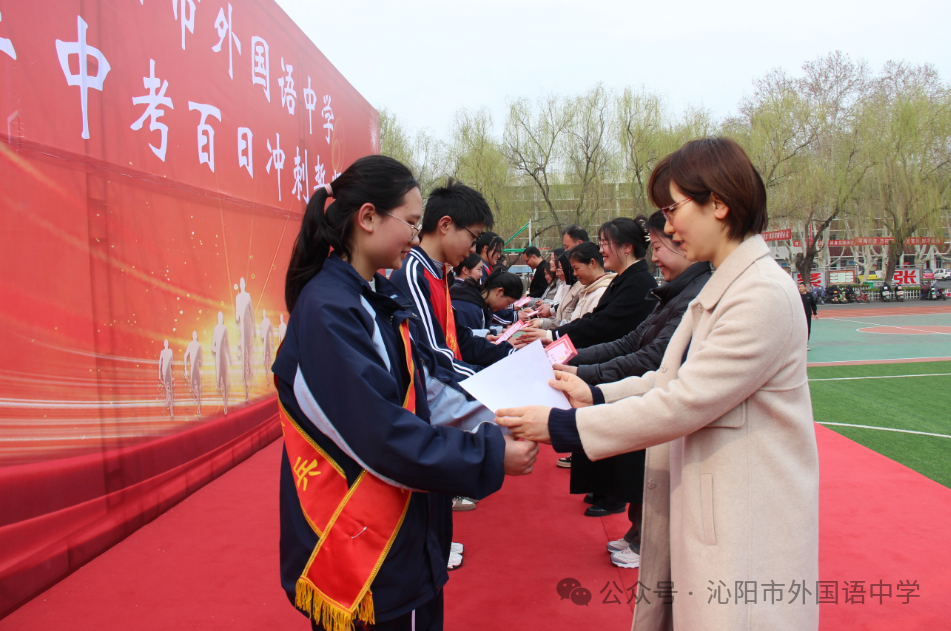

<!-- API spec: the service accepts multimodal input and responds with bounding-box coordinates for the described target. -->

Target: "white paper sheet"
[458,340,571,413]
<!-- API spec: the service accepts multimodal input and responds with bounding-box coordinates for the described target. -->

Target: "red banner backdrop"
[0,0,378,617]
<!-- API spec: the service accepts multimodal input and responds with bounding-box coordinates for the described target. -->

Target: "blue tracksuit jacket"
[272,254,505,622]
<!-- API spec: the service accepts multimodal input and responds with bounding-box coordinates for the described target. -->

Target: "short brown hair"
[648,138,767,240]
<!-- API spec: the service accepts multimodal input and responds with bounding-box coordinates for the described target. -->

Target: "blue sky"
[275,0,951,137]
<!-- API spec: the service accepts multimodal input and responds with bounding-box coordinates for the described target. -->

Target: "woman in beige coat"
[497,138,819,631]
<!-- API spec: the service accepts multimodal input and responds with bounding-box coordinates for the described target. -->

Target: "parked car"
[923,269,935,281]
[934,269,951,280]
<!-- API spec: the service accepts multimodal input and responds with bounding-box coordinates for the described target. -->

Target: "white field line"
[809,373,951,381]
[807,356,951,365]
[823,317,951,336]
[817,422,951,440]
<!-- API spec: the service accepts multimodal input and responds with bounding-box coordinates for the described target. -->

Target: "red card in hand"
[493,320,526,345]
[545,335,578,365]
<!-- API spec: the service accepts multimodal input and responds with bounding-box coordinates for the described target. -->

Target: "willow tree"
[728,54,873,283]
[378,108,449,196]
[503,95,573,241]
[563,85,612,229]
[865,62,951,282]
[449,108,520,238]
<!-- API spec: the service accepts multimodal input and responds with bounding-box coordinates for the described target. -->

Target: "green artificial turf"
[808,361,951,488]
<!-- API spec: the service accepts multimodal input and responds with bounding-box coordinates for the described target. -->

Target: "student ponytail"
[285,155,419,312]
[480,266,523,300]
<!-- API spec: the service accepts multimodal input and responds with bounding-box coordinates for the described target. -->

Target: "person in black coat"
[799,282,818,350]
[524,246,550,298]
[566,260,712,383]
[516,218,658,350]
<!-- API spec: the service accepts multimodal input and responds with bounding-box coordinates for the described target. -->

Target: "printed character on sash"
[273,156,538,631]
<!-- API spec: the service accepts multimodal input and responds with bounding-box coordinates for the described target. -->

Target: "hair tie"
[324,183,333,198]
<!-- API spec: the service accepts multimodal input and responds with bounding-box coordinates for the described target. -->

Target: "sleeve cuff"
[590,385,605,405]
[548,407,583,453]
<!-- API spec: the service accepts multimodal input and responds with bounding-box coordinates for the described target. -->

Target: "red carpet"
[2,427,949,630]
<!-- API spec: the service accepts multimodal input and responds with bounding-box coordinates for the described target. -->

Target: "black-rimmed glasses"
[460,224,480,246]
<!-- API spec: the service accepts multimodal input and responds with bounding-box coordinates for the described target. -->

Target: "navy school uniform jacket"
[449,280,493,332]
[272,253,506,622]
[390,246,513,377]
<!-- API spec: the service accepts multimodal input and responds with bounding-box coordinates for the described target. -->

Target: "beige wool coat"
[575,235,819,630]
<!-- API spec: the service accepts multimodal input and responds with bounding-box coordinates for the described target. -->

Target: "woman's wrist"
[548,407,582,453]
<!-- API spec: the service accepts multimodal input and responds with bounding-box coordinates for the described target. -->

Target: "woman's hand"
[550,370,593,408]
[496,406,552,444]
[485,333,499,342]
[512,327,549,349]
[502,433,538,475]
[551,363,577,375]
[517,310,531,323]
[537,304,552,318]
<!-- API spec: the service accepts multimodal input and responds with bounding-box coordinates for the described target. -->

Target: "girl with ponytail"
[449,266,524,334]
[273,155,536,631]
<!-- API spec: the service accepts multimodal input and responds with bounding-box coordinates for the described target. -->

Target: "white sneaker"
[450,542,464,555]
[452,497,476,511]
[610,547,640,568]
[447,551,463,570]
[606,537,630,553]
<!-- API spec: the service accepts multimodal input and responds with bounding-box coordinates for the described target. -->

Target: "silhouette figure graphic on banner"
[260,309,273,375]
[212,311,231,415]
[278,313,286,344]
[234,277,254,401]
[183,331,202,415]
[158,339,174,418]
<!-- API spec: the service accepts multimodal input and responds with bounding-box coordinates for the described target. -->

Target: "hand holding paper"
[550,370,594,408]
[495,406,552,444]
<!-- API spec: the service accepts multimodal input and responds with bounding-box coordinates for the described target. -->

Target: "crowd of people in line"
[274,137,820,631]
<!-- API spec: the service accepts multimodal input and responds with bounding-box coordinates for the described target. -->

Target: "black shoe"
[584,504,626,517]
[556,456,572,468]
[584,493,596,505]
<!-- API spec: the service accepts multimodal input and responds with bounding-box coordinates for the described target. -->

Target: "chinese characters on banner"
[762,229,792,242]
[0,0,380,616]
[774,234,945,248]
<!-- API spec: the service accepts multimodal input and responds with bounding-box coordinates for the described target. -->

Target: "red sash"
[281,320,416,631]
[424,265,462,360]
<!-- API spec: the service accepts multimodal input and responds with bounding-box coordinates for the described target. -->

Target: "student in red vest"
[389,180,514,378]
[274,156,538,631]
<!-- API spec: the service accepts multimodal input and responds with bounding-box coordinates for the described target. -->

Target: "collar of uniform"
[652,262,713,305]
[696,235,770,311]
[409,245,445,279]
[323,252,373,292]
[324,254,408,318]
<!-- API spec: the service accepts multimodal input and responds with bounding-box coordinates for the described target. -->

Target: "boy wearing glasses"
[390,179,515,378]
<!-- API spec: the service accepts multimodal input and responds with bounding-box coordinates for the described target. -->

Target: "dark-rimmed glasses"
[459,224,481,246]
[661,197,692,223]
[381,211,422,239]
